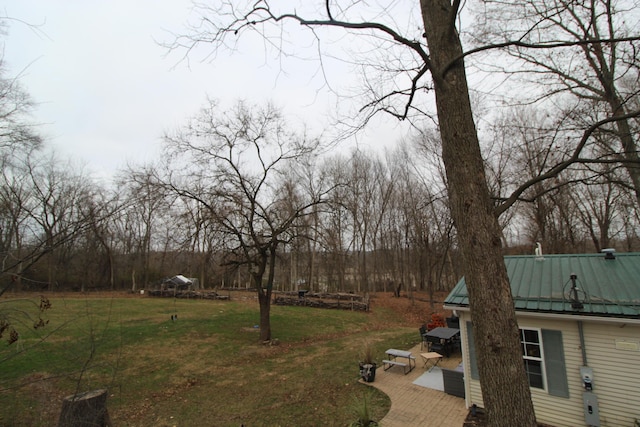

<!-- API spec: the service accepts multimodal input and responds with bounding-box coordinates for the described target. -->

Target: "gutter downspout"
[578,320,600,426]
[578,320,587,365]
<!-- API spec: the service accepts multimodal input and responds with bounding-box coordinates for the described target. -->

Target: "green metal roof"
[444,252,640,318]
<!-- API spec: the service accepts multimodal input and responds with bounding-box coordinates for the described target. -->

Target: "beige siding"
[520,317,584,427]
[579,321,640,427]
[458,311,640,427]
[459,312,484,408]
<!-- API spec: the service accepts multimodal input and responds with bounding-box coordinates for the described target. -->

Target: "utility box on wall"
[580,366,594,390]
[583,391,601,427]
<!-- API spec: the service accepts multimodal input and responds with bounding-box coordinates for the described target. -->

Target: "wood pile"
[147,290,230,300]
[273,291,369,311]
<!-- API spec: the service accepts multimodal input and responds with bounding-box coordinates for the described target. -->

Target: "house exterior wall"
[458,310,640,427]
[459,314,483,407]
[578,320,640,426]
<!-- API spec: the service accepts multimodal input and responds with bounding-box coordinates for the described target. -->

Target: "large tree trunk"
[107,249,114,291]
[255,250,273,342]
[420,1,537,426]
[131,269,136,292]
[257,288,271,342]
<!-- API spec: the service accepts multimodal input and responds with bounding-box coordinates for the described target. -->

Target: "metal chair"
[419,325,429,350]
[426,335,448,356]
[446,316,460,329]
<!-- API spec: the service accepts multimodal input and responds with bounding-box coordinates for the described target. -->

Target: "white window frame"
[520,327,547,391]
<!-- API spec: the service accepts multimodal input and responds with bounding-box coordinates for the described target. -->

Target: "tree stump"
[58,389,112,427]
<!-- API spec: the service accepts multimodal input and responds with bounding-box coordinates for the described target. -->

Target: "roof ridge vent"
[535,242,544,261]
[601,248,616,260]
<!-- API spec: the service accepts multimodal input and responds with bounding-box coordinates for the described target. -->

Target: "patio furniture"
[419,351,443,371]
[382,348,416,374]
[419,325,429,350]
[446,316,460,329]
[425,327,460,357]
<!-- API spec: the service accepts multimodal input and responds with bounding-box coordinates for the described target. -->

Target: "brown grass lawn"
[0,290,448,426]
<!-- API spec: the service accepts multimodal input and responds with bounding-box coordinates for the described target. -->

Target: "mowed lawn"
[0,293,421,426]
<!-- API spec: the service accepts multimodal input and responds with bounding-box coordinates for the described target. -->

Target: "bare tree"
[167,2,541,423]
[618,189,640,251]
[318,154,351,292]
[0,152,117,294]
[341,150,394,293]
[117,164,168,290]
[388,141,454,301]
[278,158,327,292]
[0,155,33,291]
[0,65,42,158]
[171,194,222,289]
[571,167,628,252]
[0,37,43,292]
[167,1,640,422]
[482,101,640,252]
[163,99,327,342]
[471,0,640,205]
[80,186,123,290]
[420,5,541,422]
[23,154,92,291]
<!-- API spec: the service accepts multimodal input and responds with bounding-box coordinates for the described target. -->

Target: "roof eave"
[442,303,640,325]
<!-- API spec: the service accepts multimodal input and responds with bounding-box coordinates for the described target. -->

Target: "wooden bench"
[383,348,416,374]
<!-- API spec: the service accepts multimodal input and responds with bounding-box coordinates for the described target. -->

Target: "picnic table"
[382,349,416,374]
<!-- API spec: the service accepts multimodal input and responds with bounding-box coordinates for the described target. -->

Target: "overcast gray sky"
[4,1,404,180]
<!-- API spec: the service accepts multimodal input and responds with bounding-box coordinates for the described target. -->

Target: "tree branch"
[495,108,640,216]
[442,36,640,77]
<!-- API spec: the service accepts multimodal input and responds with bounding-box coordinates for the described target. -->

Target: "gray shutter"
[542,329,569,398]
[466,321,479,380]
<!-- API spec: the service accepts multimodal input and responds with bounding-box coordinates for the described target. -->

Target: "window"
[520,328,544,389]
[466,323,569,397]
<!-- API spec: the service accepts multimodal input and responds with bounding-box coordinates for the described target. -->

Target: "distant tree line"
[2,97,638,295]
[1,0,639,297]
